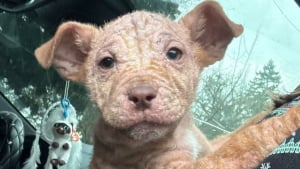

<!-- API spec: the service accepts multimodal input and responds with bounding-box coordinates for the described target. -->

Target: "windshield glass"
[1,0,299,142]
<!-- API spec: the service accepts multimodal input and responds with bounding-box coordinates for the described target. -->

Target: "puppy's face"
[35,1,243,142]
[84,12,200,141]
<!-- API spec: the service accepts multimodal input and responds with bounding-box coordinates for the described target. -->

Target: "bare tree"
[192,60,281,139]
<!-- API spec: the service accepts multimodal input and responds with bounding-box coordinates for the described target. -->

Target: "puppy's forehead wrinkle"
[104,12,165,37]
[114,59,179,87]
[102,11,183,49]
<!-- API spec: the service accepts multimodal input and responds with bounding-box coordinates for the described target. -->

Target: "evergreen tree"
[246,60,281,116]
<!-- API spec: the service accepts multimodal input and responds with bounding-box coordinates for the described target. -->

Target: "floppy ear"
[35,21,98,83]
[180,1,243,66]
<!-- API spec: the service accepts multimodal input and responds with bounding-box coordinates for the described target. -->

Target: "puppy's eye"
[166,47,182,60]
[98,57,115,69]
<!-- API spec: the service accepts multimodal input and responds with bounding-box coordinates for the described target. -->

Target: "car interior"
[0,0,299,169]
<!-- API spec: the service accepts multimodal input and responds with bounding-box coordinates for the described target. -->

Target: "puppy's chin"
[124,122,174,143]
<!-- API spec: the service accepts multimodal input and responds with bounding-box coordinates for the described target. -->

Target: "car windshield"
[0,0,299,143]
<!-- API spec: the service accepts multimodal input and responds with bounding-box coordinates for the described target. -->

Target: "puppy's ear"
[180,1,243,66]
[35,21,98,83]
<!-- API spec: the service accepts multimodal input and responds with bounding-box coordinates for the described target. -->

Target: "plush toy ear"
[35,21,98,83]
[180,1,243,66]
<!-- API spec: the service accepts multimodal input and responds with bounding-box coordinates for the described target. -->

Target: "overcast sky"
[174,0,300,92]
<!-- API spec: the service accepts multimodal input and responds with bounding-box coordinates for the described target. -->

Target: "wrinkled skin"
[89,13,198,129]
[34,1,300,169]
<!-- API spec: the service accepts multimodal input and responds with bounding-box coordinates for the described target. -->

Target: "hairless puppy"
[34,1,300,169]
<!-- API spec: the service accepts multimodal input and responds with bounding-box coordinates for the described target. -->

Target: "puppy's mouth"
[105,95,184,129]
[101,86,186,135]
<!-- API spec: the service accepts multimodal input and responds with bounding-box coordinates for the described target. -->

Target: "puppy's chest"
[92,141,202,169]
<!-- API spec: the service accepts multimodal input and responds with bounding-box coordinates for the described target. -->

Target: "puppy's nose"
[128,86,157,110]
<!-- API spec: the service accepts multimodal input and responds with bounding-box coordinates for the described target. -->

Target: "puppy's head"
[35,1,242,142]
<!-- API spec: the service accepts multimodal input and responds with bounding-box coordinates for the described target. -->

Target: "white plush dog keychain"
[22,81,82,169]
[47,120,73,167]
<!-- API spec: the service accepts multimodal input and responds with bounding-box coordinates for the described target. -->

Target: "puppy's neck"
[91,112,201,168]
